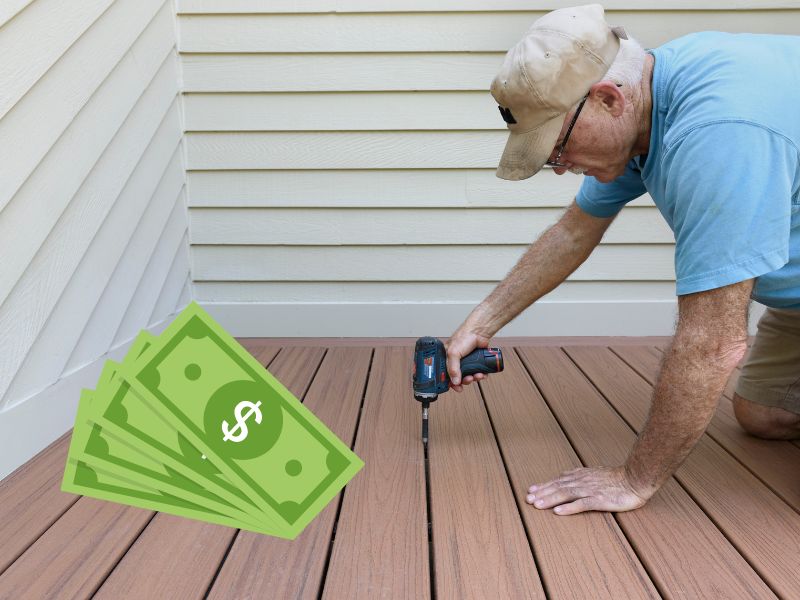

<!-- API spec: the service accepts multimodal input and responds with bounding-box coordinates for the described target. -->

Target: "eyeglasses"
[545,84,622,168]
[545,94,588,168]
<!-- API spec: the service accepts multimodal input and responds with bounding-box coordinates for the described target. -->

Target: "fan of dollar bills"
[62,301,364,540]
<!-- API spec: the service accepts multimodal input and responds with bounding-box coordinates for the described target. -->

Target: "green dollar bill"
[119,301,364,539]
[63,390,280,536]
[93,332,286,533]
[78,362,268,531]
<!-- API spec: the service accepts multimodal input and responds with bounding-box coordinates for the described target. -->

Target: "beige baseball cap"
[491,4,627,180]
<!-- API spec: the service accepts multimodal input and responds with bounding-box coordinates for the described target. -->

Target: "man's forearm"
[624,339,741,498]
[465,205,608,338]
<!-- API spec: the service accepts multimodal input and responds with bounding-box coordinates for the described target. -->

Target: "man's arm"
[447,200,616,388]
[527,279,753,514]
[623,278,752,496]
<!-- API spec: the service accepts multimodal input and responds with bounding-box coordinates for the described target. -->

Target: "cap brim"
[496,114,564,181]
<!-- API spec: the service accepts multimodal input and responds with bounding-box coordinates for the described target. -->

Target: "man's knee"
[732,393,800,440]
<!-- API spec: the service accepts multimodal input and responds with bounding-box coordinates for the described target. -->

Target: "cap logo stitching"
[498,106,517,124]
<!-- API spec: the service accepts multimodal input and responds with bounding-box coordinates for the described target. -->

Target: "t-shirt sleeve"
[663,122,796,296]
[575,160,648,217]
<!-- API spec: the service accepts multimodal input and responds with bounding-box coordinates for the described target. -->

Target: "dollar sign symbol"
[222,400,263,443]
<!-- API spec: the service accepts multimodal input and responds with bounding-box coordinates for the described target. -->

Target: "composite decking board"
[516,346,776,599]
[478,348,658,599]
[89,346,283,599]
[608,346,800,512]
[206,346,372,600]
[0,498,154,599]
[569,346,800,596]
[234,336,675,348]
[426,347,546,599]
[92,513,236,599]
[3,340,797,598]
[321,346,429,599]
[0,433,77,574]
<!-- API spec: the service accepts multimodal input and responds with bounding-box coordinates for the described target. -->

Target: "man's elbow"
[671,332,748,373]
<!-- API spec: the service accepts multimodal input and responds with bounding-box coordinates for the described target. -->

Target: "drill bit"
[421,401,429,444]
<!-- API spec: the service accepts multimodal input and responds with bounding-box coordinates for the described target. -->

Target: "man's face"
[546,95,633,183]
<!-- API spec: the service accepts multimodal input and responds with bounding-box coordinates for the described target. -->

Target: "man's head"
[491,4,647,182]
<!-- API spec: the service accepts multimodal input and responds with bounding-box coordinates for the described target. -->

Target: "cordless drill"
[412,336,504,444]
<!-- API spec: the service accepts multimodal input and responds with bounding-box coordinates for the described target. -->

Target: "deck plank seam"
[577,346,780,598]
[316,347,375,600]
[0,495,81,578]
[476,375,550,600]
[88,510,159,598]
[514,346,673,599]
[422,418,436,600]
[558,347,669,600]
[608,346,800,517]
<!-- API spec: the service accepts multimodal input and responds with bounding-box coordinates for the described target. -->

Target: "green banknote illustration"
[63,389,275,534]
[120,301,364,539]
[77,361,267,531]
[92,331,285,533]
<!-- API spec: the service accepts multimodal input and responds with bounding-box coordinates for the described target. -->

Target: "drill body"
[412,336,503,443]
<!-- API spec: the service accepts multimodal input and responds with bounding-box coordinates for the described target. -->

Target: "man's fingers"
[553,497,599,516]
[529,487,591,509]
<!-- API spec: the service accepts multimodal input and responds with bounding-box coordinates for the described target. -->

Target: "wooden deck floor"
[1,339,799,599]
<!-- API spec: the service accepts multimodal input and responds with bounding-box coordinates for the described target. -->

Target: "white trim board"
[201,301,767,337]
[0,316,175,481]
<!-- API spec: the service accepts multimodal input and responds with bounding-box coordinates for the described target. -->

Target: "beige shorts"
[735,307,800,414]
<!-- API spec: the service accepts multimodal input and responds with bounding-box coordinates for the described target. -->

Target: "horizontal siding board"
[0,0,34,28]
[186,169,654,208]
[192,244,676,281]
[194,281,678,303]
[187,131,509,169]
[174,274,193,313]
[176,1,799,13]
[202,301,682,337]
[0,0,171,218]
[178,11,800,53]
[0,0,115,119]
[0,79,181,408]
[66,180,186,375]
[149,233,191,323]
[0,44,177,299]
[112,191,189,347]
[3,135,183,408]
[183,91,501,131]
[188,206,673,244]
[181,53,503,92]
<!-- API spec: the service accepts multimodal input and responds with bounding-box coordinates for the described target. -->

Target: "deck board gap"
[476,373,551,600]
[666,473,779,598]
[0,495,81,578]
[316,347,375,600]
[89,510,159,598]
[299,347,330,400]
[559,346,645,437]
[423,429,436,600]
[611,346,800,516]
[512,347,589,470]
[201,530,241,600]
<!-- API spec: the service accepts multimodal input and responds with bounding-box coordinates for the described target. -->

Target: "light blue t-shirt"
[576,32,800,309]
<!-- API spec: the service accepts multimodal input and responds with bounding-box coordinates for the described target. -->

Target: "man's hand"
[445,329,491,392]
[527,280,753,516]
[525,466,649,515]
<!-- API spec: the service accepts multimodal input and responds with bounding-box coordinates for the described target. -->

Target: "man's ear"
[588,81,626,117]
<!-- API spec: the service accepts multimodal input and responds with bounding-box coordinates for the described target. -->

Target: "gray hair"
[603,36,646,89]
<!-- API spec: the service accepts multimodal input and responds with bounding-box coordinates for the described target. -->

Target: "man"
[446,4,800,515]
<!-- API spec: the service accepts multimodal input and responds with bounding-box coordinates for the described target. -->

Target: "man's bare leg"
[733,392,800,440]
